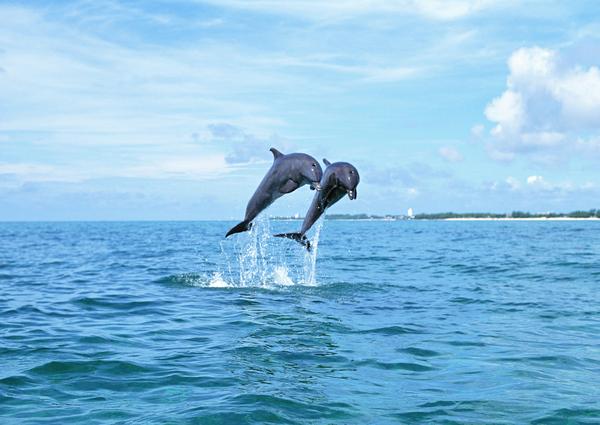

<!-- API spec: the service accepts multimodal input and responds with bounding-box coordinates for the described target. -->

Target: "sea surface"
[1,219,599,424]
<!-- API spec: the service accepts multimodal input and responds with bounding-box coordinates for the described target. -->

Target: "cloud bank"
[484,46,600,162]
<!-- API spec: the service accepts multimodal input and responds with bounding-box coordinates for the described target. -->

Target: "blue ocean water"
[1,219,599,424]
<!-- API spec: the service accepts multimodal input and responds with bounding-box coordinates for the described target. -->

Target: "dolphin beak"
[347,188,356,200]
[311,182,321,191]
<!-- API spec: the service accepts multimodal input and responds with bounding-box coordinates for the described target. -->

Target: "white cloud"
[438,146,463,162]
[557,66,600,125]
[526,175,545,185]
[485,90,525,137]
[508,46,556,84]
[484,46,600,161]
[487,175,594,197]
[523,175,580,192]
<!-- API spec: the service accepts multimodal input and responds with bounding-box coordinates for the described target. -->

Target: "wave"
[354,359,435,372]
[353,325,424,335]
[28,359,153,376]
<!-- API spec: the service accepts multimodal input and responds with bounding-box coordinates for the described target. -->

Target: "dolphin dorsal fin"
[323,158,331,166]
[270,147,284,160]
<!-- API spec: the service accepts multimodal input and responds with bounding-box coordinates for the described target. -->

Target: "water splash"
[301,220,322,286]
[210,216,324,288]
[273,265,294,286]
[207,271,229,288]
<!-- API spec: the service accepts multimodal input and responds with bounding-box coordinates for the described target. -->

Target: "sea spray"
[207,271,228,288]
[236,214,272,286]
[302,219,322,286]
[212,216,324,288]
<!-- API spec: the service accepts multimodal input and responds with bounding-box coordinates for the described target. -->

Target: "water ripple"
[1,220,599,424]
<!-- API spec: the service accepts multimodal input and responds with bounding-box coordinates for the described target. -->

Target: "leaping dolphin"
[225,148,323,237]
[274,159,360,249]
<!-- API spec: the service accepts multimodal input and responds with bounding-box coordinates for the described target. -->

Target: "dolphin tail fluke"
[226,220,252,237]
[273,232,311,250]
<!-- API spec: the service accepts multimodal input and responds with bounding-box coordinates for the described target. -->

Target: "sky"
[1,0,599,220]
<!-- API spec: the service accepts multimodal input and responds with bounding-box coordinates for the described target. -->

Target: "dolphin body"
[225,148,323,237]
[274,159,360,250]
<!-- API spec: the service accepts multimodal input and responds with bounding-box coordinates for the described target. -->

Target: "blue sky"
[1,0,599,220]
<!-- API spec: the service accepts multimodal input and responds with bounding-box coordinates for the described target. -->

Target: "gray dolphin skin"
[274,159,360,250]
[225,148,323,237]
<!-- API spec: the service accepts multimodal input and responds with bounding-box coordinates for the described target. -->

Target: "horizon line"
[2,208,600,223]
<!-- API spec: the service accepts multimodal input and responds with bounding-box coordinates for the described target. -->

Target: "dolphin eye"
[349,170,354,174]
[312,163,317,167]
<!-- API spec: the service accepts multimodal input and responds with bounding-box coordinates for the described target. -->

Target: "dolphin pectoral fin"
[226,220,252,237]
[270,147,284,160]
[279,179,299,194]
[323,158,331,166]
[273,232,311,250]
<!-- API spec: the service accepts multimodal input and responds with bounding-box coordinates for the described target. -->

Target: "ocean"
[1,219,599,424]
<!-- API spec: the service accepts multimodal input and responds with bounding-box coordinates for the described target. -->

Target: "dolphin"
[274,159,360,249]
[225,148,323,237]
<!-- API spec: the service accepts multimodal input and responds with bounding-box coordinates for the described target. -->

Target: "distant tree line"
[325,213,377,220]
[273,209,600,220]
[413,212,505,219]
[416,209,600,219]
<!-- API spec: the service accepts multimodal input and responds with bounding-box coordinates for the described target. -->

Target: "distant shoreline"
[273,216,600,222]
[442,217,600,221]
[272,217,600,221]
[273,209,600,221]
[1,217,599,223]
